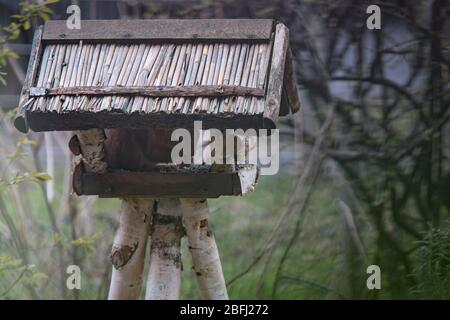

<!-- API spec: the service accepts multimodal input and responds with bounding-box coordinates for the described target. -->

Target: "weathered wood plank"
[43,19,274,42]
[284,47,301,113]
[279,83,290,116]
[76,128,108,173]
[14,26,44,133]
[73,169,242,198]
[27,111,276,132]
[29,85,265,98]
[263,23,289,124]
[68,134,81,155]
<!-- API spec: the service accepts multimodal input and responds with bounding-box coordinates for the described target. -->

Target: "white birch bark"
[45,132,55,202]
[180,198,229,300]
[145,198,183,300]
[237,165,258,194]
[236,133,258,194]
[73,129,107,236]
[75,128,155,299]
[108,198,154,300]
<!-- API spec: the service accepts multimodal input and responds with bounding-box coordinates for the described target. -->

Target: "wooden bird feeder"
[15,19,300,199]
[15,19,301,300]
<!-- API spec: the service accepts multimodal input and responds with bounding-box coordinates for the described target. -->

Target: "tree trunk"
[45,132,55,202]
[180,198,229,300]
[108,198,154,300]
[145,198,184,300]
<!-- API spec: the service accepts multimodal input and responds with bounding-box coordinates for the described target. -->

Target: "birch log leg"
[145,198,184,300]
[45,132,55,202]
[74,128,153,299]
[108,198,154,300]
[180,198,229,300]
[236,133,258,194]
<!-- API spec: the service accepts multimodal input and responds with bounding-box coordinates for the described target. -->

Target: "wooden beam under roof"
[28,85,265,98]
[26,111,276,132]
[42,19,274,42]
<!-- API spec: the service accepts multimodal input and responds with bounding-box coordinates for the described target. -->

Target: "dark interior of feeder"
[104,128,175,171]
[103,128,249,171]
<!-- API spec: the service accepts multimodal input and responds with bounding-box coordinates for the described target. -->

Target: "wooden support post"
[263,23,289,124]
[108,198,154,300]
[14,26,44,133]
[180,198,229,300]
[73,128,153,300]
[75,128,108,173]
[235,133,258,194]
[145,199,184,300]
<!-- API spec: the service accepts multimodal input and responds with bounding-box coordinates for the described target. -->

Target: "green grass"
[1,170,355,299]
[3,162,446,300]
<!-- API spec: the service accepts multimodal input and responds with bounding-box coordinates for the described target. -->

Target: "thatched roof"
[15,19,300,133]
[29,42,270,114]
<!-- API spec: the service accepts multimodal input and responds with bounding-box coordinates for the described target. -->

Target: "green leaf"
[0,256,22,271]
[23,20,30,30]
[21,270,48,288]
[18,137,36,145]
[10,28,21,40]
[30,172,52,181]
[38,12,49,22]
[72,234,98,255]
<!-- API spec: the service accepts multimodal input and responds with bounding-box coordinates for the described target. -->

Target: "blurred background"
[0,0,449,299]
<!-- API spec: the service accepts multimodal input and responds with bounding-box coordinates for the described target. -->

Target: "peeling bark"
[110,243,139,270]
[237,165,258,194]
[76,128,108,173]
[108,198,154,300]
[235,133,258,194]
[181,198,229,300]
[145,199,184,300]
